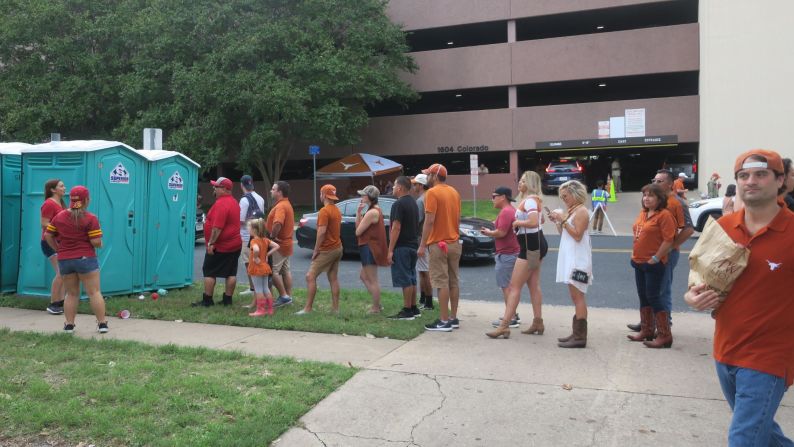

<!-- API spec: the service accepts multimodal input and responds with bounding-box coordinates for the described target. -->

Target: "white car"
[688,197,723,232]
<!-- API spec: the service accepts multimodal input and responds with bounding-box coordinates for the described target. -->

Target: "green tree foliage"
[0,0,417,186]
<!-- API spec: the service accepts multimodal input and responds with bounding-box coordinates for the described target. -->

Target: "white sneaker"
[295,309,310,315]
[240,289,254,296]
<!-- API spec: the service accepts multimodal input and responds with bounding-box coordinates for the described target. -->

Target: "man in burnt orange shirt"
[267,181,295,308]
[298,184,343,314]
[418,163,462,332]
[686,149,794,446]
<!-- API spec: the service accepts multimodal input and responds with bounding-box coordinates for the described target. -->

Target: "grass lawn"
[461,199,498,221]
[0,285,438,341]
[0,329,355,447]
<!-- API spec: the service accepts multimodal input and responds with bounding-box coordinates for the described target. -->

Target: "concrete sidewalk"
[2,302,792,446]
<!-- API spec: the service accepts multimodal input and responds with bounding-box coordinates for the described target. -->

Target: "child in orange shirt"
[247,219,280,317]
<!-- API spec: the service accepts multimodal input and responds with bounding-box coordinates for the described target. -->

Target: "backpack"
[244,193,265,220]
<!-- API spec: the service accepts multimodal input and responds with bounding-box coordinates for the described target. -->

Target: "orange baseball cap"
[421,163,447,177]
[734,149,784,175]
[320,184,339,201]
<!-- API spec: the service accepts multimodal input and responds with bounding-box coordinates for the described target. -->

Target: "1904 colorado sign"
[437,145,489,153]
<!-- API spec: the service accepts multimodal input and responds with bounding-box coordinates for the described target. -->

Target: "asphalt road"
[193,234,696,312]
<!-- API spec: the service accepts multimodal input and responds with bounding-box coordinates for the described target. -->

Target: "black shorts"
[202,249,242,278]
[517,231,548,260]
[41,240,56,258]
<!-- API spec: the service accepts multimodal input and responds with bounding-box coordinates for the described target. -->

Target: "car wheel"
[697,211,723,232]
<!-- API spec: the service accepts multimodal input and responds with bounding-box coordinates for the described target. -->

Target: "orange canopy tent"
[316,153,402,179]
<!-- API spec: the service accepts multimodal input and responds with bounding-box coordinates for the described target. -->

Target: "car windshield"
[337,198,395,218]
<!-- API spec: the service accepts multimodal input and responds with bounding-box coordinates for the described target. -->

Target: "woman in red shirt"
[40,179,67,315]
[44,186,107,334]
[629,183,676,348]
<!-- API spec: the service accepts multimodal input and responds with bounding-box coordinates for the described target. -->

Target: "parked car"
[688,197,722,232]
[296,197,496,261]
[195,210,206,241]
[542,159,585,194]
[663,154,698,188]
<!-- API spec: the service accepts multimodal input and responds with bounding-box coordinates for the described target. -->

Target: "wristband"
[651,255,659,263]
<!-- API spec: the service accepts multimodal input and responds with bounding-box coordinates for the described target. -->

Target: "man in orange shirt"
[298,184,343,314]
[267,181,295,308]
[418,163,462,332]
[673,172,689,199]
[686,149,793,446]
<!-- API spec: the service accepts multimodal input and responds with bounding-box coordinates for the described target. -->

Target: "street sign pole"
[470,154,479,217]
[309,145,320,211]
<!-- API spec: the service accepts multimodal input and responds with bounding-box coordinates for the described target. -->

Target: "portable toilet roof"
[134,149,201,167]
[0,142,31,154]
[22,140,136,153]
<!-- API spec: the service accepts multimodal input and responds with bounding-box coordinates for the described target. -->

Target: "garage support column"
[508,21,517,108]
[510,151,519,180]
[507,20,516,43]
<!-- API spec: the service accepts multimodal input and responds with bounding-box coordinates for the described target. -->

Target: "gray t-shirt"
[676,195,694,229]
[416,194,426,227]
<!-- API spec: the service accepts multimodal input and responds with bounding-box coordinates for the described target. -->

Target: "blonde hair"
[515,170,542,205]
[559,180,588,206]
[248,218,267,239]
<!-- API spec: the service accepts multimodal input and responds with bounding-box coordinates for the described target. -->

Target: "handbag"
[524,229,541,270]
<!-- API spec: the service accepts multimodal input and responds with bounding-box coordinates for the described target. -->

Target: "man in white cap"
[411,174,433,309]
[674,172,689,199]
[239,174,266,298]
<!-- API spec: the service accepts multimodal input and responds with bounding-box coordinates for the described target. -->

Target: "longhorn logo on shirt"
[766,260,782,271]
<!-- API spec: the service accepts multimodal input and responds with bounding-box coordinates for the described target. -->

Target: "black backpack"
[244,193,265,220]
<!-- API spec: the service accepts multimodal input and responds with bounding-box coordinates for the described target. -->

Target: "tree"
[0,0,417,188]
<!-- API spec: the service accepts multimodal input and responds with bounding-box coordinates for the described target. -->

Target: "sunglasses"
[491,194,504,199]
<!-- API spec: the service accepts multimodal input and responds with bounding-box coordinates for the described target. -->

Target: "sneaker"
[420,302,434,310]
[97,322,109,334]
[274,296,293,307]
[294,309,310,315]
[449,318,460,329]
[46,303,64,315]
[424,319,453,332]
[411,306,421,317]
[389,309,416,321]
[239,289,254,296]
[491,316,520,328]
[63,323,75,334]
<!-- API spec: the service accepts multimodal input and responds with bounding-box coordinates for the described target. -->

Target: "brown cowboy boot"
[486,318,511,339]
[628,307,655,342]
[521,317,545,335]
[557,316,577,342]
[558,318,587,348]
[644,311,673,349]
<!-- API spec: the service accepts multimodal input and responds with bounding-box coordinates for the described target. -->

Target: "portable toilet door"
[137,150,199,290]
[0,143,26,293]
[18,141,147,297]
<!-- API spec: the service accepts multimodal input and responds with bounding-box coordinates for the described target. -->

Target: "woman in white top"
[486,171,548,339]
[548,180,593,348]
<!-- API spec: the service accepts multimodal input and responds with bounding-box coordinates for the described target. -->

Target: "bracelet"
[651,255,659,262]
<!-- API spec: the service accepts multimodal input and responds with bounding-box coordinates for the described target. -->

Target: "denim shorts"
[41,240,56,258]
[58,256,99,275]
[391,246,418,288]
[495,253,518,289]
[359,244,376,266]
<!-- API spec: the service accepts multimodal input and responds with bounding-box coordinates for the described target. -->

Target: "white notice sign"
[598,121,610,139]
[470,154,478,169]
[609,117,625,138]
[625,108,646,137]
[470,167,479,186]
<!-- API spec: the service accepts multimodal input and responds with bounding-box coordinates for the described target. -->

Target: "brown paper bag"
[688,217,750,313]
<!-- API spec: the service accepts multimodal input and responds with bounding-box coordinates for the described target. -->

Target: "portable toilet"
[18,141,148,297]
[135,149,199,290]
[0,143,27,293]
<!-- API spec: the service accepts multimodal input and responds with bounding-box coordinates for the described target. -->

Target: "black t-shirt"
[391,195,419,249]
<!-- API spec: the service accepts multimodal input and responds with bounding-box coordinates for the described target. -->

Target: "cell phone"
[543,206,551,215]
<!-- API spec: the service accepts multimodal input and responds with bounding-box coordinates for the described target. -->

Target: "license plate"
[559,176,569,181]
[195,222,204,232]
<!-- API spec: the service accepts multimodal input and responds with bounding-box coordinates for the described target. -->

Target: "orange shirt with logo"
[317,203,342,251]
[267,198,294,256]
[673,178,685,193]
[666,194,686,229]
[631,209,676,263]
[714,207,794,386]
[424,183,461,245]
[247,237,273,276]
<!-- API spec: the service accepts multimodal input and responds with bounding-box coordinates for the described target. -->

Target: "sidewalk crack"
[408,374,447,447]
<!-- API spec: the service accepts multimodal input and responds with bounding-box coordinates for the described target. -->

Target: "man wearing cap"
[412,174,434,310]
[685,149,794,446]
[674,172,689,199]
[267,181,295,307]
[239,175,266,298]
[299,184,343,314]
[418,163,462,332]
[480,187,520,324]
[387,176,421,320]
[193,177,242,307]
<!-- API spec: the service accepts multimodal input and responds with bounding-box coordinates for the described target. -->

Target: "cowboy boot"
[266,298,275,315]
[249,298,267,317]
[628,307,655,342]
[522,318,545,335]
[557,316,577,342]
[486,318,511,339]
[558,318,587,348]
[644,311,673,348]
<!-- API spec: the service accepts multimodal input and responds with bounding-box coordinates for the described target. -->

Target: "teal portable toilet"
[136,149,200,290]
[0,143,27,293]
[18,141,148,297]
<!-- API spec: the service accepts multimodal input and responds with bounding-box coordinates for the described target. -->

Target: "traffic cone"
[608,178,617,202]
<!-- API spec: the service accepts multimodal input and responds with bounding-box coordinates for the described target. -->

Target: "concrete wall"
[699,1,794,189]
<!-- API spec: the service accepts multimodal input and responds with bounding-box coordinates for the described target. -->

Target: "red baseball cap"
[320,184,339,201]
[69,186,89,209]
[734,149,784,175]
[211,177,233,190]
[421,163,447,177]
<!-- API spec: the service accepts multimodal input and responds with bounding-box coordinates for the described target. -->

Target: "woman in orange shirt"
[629,183,677,348]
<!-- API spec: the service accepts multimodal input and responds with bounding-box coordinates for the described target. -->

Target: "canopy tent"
[315,153,402,179]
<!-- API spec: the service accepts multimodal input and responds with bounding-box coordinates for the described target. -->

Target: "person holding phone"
[548,180,593,348]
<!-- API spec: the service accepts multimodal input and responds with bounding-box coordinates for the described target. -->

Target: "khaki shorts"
[271,250,291,276]
[241,244,250,263]
[308,246,343,277]
[428,241,462,290]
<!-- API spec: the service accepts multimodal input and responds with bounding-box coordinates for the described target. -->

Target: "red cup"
[117,309,131,319]
[151,292,159,301]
